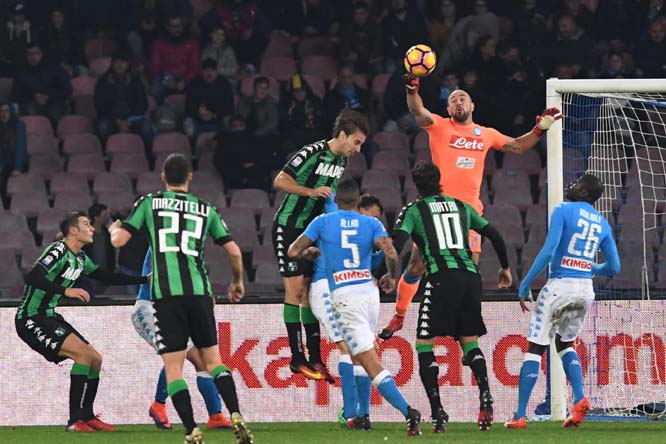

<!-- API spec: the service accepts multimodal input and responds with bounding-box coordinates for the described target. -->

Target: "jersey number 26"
[567,219,601,259]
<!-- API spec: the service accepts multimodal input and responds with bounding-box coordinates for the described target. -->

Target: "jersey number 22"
[158,211,203,256]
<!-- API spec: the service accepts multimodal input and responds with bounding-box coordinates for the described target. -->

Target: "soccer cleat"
[478,390,493,431]
[432,407,449,433]
[562,398,591,428]
[378,314,404,340]
[360,415,372,431]
[345,416,363,430]
[231,412,254,444]
[310,361,335,384]
[184,426,204,444]
[289,359,324,381]
[207,412,232,429]
[406,407,422,436]
[66,420,96,432]
[86,415,117,431]
[149,401,172,429]
[338,408,347,427]
[504,416,527,429]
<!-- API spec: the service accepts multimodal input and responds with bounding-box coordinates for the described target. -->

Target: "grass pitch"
[1,421,665,444]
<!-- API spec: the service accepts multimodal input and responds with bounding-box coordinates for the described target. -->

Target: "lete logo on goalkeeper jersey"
[449,136,484,150]
[561,256,593,271]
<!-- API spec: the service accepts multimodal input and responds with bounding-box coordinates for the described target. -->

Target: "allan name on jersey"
[151,197,210,217]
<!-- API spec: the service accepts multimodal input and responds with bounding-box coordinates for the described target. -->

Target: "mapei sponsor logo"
[560,256,592,271]
[315,163,344,179]
[332,269,371,284]
[449,135,485,150]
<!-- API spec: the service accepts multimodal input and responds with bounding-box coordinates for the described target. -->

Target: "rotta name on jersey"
[449,135,485,150]
[151,197,210,217]
[314,163,344,179]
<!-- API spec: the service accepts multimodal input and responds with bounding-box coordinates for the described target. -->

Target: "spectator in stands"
[149,15,200,103]
[12,42,72,126]
[127,8,158,59]
[340,2,383,75]
[442,0,499,70]
[300,0,341,37]
[279,73,325,152]
[470,35,503,91]
[183,58,234,141]
[600,52,634,79]
[94,50,152,144]
[213,114,268,190]
[2,2,32,70]
[0,99,27,208]
[428,0,457,56]
[635,19,666,78]
[547,14,595,77]
[323,64,370,133]
[381,0,428,73]
[201,23,238,86]
[236,75,283,170]
[40,8,83,77]
[438,71,459,110]
[214,0,259,43]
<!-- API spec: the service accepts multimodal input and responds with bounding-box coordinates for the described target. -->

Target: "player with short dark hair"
[109,153,252,444]
[358,193,383,216]
[15,211,149,432]
[391,162,512,432]
[273,109,368,381]
[505,174,620,429]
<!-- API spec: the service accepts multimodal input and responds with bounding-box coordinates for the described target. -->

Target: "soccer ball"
[404,44,437,77]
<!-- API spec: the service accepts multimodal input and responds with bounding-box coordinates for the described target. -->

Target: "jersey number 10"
[433,214,464,250]
[157,211,204,256]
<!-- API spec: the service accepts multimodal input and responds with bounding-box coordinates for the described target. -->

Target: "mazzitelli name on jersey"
[151,197,210,217]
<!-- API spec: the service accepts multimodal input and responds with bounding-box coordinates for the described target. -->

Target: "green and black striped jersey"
[122,190,231,300]
[274,140,347,229]
[17,241,99,319]
[393,195,488,275]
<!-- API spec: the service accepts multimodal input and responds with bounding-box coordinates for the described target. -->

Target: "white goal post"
[546,78,666,421]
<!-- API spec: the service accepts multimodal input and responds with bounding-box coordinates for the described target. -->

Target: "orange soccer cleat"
[504,416,527,429]
[149,400,172,429]
[66,420,96,432]
[311,361,335,384]
[378,314,405,340]
[289,360,323,381]
[562,398,591,428]
[86,415,117,431]
[207,412,233,429]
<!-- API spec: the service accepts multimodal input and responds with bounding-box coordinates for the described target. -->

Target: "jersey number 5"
[158,211,203,256]
[567,219,601,259]
[341,230,360,268]
[433,214,464,250]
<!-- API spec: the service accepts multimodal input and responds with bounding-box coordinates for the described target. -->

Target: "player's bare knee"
[527,342,548,355]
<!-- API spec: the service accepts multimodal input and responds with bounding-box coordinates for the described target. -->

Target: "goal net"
[546,79,666,421]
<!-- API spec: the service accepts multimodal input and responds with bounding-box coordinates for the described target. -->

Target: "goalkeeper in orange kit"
[379,74,562,340]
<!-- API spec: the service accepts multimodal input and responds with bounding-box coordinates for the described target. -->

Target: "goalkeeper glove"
[403,73,419,95]
[532,107,562,136]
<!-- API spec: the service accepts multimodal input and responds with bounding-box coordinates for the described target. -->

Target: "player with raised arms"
[505,174,620,429]
[379,72,562,339]
[391,162,512,431]
[288,178,423,436]
[109,154,252,444]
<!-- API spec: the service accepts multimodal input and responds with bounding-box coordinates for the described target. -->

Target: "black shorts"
[15,314,88,364]
[153,296,218,354]
[272,222,313,278]
[416,269,487,339]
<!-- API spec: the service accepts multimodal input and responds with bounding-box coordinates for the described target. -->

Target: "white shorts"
[330,281,379,356]
[132,299,193,353]
[527,278,594,346]
[309,279,342,343]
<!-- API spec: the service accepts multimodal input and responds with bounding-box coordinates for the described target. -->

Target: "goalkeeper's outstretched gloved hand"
[403,73,419,95]
[532,107,562,136]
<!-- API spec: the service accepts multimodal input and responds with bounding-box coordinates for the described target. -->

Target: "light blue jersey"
[137,249,152,301]
[520,201,620,297]
[304,210,387,291]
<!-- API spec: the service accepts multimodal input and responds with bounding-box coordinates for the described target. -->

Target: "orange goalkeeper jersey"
[425,114,509,214]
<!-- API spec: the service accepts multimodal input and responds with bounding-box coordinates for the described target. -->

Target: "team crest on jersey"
[287,261,298,272]
[54,327,66,337]
[291,156,303,167]
[473,127,482,136]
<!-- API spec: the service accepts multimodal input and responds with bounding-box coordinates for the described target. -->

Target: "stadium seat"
[537,169,547,190]
[194,190,223,206]
[50,172,89,195]
[164,94,186,120]
[70,76,97,96]
[21,115,53,136]
[329,74,368,90]
[39,228,61,245]
[495,223,525,249]
[93,172,132,194]
[272,190,286,208]
[195,131,217,155]
[10,190,49,217]
[89,57,111,77]
[491,169,531,195]
[26,133,58,155]
[302,74,325,99]
[153,132,191,155]
[6,173,46,196]
[361,169,400,191]
[190,171,224,193]
[97,190,135,212]
[363,187,403,214]
[230,189,271,215]
[484,153,498,178]
[220,208,256,232]
[205,245,249,291]
[297,37,336,58]
[37,207,66,235]
[252,243,274,268]
[606,260,644,289]
[0,212,29,233]
[0,227,36,253]
[477,258,518,290]
[72,94,97,119]
[110,154,149,179]
[136,172,162,195]
[254,263,283,285]
[28,154,63,180]
[0,259,24,297]
[492,188,533,211]
[370,73,390,102]
[53,192,93,211]
[84,38,117,64]
[214,193,227,209]
[370,151,411,177]
[483,204,523,227]
[20,244,42,274]
[196,152,216,172]
[106,133,145,156]
[525,204,546,228]
[413,131,429,152]
[240,75,280,101]
[67,153,106,179]
[62,133,103,156]
[302,55,338,82]
[527,223,547,245]
[57,115,94,138]
[502,151,543,176]
[228,227,259,253]
[372,131,409,151]
[414,150,431,164]
[345,154,367,178]
[262,32,294,58]
[0,77,13,98]
[258,207,275,234]
[259,57,297,82]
